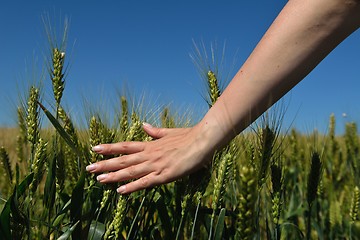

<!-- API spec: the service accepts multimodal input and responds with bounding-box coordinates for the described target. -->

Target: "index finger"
[93,141,146,155]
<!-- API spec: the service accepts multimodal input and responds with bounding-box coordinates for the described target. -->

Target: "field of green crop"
[1,20,360,240]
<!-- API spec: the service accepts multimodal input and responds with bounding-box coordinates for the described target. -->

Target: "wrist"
[194,115,232,154]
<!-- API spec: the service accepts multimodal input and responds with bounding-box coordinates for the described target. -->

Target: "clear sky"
[1,1,359,134]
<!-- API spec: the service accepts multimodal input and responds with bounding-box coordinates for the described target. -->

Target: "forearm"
[197,0,360,151]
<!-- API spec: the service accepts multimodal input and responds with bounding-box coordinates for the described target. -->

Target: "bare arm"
[200,0,360,150]
[87,0,360,194]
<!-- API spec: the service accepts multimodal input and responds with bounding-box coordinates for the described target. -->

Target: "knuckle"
[156,128,167,138]
[121,142,132,151]
[128,165,137,177]
[139,176,150,188]
[107,144,117,154]
[119,155,129,163]
[154,128,161,135]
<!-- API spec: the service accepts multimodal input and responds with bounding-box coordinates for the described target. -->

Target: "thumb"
[142,122,169,139]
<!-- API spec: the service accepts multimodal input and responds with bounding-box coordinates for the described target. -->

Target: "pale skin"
[86,0,360,194]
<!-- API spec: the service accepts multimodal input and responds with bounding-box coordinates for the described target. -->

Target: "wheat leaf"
[44,153,56,210]
[214,208,226,240]
[70,171,85,239]
[88,221,106,240]
[37,101,83,159]
[57,220,80,240]
[0,173,34,239]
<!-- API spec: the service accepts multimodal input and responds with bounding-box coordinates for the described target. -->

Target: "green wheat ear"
[270,160,283,226]
[17,107,27,145]
[207,70,221,107]
[329,198,342,229]
[350,186,360,223]
[120,96,129,137]
[307,152,322,207]
[89,116,102,163]
[126,112,143,141]
[30,138,47,194]
[344,122,360,182]
[57,106,78,145]
[26,86,40,149]
[51,48,66,107]
[0,146,13,184]
[57,106,80,183]
[16,107,27,165]
[104,195,128,240]
[258,125,276,189]
[210,151,234,237]
[161,107,176,128]
[328,114,339,156]
[237,165,257,240]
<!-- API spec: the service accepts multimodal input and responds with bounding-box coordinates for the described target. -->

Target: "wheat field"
[1,20,360,240]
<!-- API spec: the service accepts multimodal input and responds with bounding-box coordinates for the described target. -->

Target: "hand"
[86,123,214,194]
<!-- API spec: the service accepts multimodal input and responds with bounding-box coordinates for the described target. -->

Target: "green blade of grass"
[16,173,34,195]
[190,199,201,240]
[52,199,71,227]
[88,221,105,240]
[44,152,56,211]
[37,101,83,159]
[127,195,146,240]
[10,186,27,227]
[0,195,12,240]
[57,220,80,240]
[214,208,226,240]
[155,190,173,237]
[0,173,34,240]
[70,171,85,239]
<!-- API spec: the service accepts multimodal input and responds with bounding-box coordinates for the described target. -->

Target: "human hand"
[86,123,214,194]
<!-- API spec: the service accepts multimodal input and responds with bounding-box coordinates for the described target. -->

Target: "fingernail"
[117,185,126,194]
[96,174,107,181]
[142,122,152,128]
[86,164,96,172]
[92,145,103,152]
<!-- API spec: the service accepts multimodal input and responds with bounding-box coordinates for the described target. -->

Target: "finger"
[92,141,145,155]
[116,172,163,194]
[96,163,151,184]
[86,153,144,173]
[142,122,170,139]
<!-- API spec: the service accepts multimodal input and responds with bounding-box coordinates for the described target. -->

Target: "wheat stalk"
[161,107,176,128]
[258,125,276,188]
[306,151,322,239]
[328,114,339,157]
[344,122,360,182]
[207,70,221,107]
[104,195,128,239]
[350,186,360,223]
[209,151,233,239]
[329,198,342,229]
[307,152,322,207]
[50,48,66,107]
[30,138,47,194]
[0,147,13,184]
[89,116,102,163]
[270,160,283,227]
[26,86,40,153]
[17,106,27,146]
[120,96,129,138]
[237,165,257,239]
[126,112,143,141]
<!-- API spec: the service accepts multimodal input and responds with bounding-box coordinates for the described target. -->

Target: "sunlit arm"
[200,0,360,151]
[87,0,360,194]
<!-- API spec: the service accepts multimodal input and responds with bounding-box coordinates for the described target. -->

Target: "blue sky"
[1,1,359,134]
